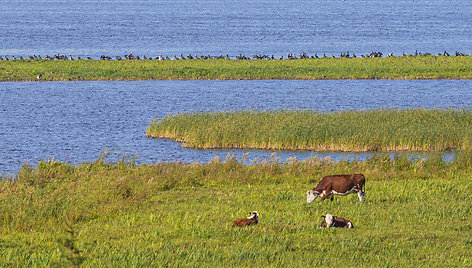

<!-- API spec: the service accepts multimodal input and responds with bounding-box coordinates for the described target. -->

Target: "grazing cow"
[320,214,354,229]
[306,174,366,203]
[231,211,259,227]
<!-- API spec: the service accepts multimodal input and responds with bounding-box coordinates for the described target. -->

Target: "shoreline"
[2,56,472,81]
[149,134,459,153]
[2,77,471,82]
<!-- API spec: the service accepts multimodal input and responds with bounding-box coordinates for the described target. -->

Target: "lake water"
[0,0,471,58]
[1,80,471,176]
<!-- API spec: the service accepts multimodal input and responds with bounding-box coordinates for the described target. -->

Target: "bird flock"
[0,50,468,61]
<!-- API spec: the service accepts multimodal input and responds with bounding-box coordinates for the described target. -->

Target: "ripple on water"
[0,80,470,175]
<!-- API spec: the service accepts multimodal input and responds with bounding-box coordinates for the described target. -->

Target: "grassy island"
[1,55,472,81]
[147,109,472,152]
[1,153,471,266]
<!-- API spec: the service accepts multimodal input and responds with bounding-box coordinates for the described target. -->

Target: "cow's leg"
[357,190,365,201]
[320,186,332,201]
[330,195,334,201]
[357,184,366,201]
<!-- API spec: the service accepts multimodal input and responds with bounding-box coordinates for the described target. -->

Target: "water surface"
[1,80,470,175]
[1,0,470,57]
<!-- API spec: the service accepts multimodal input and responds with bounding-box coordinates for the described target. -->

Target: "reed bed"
[1,152,471,266]
[147,109,472,152]
[1,55,472,81]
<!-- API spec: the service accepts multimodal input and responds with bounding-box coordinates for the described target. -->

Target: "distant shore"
[1,55,472,81]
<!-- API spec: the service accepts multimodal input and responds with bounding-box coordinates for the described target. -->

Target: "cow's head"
[320,214,334,228]
[247,211,259,220]
[306,190,318,203]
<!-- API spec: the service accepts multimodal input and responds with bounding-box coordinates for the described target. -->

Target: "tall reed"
[147,109,472,152]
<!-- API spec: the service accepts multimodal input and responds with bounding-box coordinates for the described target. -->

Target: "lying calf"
[320,214,354,229]
[231,211,259,227]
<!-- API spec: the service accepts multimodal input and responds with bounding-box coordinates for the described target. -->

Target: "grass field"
[1,152,471,266]
[147,109,472,152]
[1,55,472,81]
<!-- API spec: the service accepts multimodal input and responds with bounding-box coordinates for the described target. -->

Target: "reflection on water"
[0,80,470,175]
[140,146,456,166]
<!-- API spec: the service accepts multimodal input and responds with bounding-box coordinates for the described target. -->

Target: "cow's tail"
[361,174,366,194]
[358,177,366,201]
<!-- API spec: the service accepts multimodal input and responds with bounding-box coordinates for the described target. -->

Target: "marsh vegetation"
[147,109,472,152]
[1,151,471,266]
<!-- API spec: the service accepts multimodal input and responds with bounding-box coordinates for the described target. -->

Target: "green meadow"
[1,152,472,266]
[147,109,472,152]
[1,55,472,81]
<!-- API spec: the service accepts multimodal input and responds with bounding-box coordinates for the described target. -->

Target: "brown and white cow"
[231,211,259,227]
[320,214,354,229]
[306,174,366,203]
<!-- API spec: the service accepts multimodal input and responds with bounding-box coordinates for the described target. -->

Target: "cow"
[306,174,366,203]
[320,214,354,229]
[231,211,259,227]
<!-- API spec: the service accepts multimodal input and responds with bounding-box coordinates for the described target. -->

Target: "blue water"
[0,0,471,57]
[1,80,470,176]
